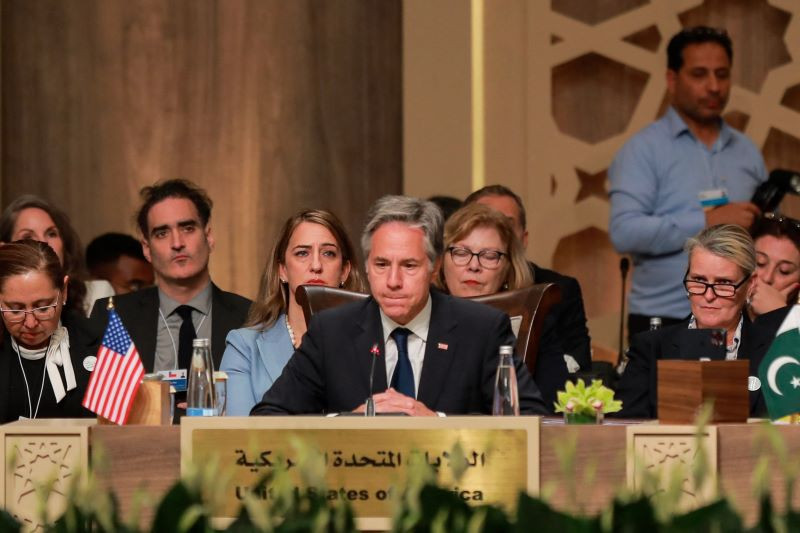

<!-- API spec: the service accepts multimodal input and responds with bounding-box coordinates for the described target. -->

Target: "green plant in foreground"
[8,412,800,532]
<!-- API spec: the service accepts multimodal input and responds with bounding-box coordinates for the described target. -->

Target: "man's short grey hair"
[685,224,756,277]
[361,195,444,268]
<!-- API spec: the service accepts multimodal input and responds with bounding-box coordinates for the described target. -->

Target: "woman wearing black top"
[0,240,96,423]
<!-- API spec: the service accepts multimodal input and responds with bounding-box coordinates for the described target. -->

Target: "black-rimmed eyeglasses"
[447,246,506,269]
[683,277,749,298]
[0,291,61,323]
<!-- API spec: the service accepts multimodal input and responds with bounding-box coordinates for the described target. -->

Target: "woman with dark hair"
[0,195,114,315]
[748,213,800,319]
[221,209,365,415]
[0,240,95,422]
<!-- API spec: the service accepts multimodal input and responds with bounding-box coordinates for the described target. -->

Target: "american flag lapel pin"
[437,342,448,351]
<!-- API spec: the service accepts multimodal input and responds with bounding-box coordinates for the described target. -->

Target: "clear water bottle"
[187,338,216,416]
[492,345,519,416]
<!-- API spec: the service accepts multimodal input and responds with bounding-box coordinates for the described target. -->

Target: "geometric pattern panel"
[552,0,649,26]
[575,168,609,203]
[763,128,800,176]
[6,435,83,530]
[722,110,750,133]
[782,84,800,113]
[552,53,649,144]
[678,0,791,92]
[552,226,621,319]
[627,425,718,512]
[522,0,800,352]
[622,25,663,52]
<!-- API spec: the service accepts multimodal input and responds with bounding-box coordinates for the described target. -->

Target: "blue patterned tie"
[390,328,415,398]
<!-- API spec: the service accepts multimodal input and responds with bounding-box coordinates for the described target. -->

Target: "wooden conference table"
[84,418,800,527]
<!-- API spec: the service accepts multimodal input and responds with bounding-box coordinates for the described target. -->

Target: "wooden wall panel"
[1,0,402,299]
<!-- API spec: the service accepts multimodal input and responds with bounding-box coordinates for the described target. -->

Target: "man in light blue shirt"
[609,26,767,340]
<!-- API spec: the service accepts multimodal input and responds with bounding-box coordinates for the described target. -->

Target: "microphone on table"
[365,343,381,417]
[618,257,630,371]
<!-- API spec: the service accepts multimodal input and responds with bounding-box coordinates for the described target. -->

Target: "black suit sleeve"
[484,312,548,415]
[87,297,112,338]
[615,330,659,418]
[556,277,592,369]
[533,319,570,414]
[251,315,327,415]
[531,265,591,371]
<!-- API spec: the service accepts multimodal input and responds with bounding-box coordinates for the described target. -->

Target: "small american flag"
[82,308,145,425]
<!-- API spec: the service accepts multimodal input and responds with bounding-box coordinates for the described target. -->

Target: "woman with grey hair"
[616,224,775,418]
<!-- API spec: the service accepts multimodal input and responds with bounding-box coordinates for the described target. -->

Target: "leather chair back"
[296,283,562,378]
[469,283,561,377]
[296,285,369,325]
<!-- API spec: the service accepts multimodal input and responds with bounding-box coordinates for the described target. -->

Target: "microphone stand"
[618,257,630,371]
[365,344,379,417]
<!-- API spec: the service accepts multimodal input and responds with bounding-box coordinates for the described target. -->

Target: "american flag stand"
[82,297,147,425]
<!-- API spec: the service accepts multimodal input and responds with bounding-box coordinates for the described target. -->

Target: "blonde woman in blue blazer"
[221,209,365,416]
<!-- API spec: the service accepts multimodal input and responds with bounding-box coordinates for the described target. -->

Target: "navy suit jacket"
[88,284,251,371]
[616,316,775,418]
[251,290,548,415]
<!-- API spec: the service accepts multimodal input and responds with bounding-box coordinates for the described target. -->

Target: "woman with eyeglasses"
[0,240,95,423]
[748,213,800,319]
[617,224,775,418]
[434,203,532,297]
[434,203,575,412]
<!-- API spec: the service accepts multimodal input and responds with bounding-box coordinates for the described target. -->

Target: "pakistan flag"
[759,306,800,420]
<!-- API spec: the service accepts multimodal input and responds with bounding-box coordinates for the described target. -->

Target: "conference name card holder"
[657,328,749,424]
[180,416,540,530]
[0,419,94,529]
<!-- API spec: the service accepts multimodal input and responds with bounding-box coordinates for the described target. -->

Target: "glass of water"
[213,371,228,416]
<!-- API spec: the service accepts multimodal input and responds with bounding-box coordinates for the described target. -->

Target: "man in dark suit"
[89,179,250,372]
[252,195,547,416]
[463,185,592,404]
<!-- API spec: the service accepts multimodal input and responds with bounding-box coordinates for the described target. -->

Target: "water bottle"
[187,338,216,416]
[492,345,519,416]
[649,317,662,331]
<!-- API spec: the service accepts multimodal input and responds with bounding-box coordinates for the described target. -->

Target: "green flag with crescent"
[759,306,800,420]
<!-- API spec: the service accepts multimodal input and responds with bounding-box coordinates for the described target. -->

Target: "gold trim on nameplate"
[181,416,539,521]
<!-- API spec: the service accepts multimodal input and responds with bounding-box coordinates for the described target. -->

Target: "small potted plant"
[554,378,622,424]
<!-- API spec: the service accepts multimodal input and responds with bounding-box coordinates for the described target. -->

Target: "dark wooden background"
[1,0,402,298]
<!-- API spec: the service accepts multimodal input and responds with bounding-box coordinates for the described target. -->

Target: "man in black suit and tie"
[252,195,547,416]
[89,179,250,373]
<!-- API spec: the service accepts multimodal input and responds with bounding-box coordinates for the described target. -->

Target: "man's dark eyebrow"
[149,224,169,236]
[150,219,199,235]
